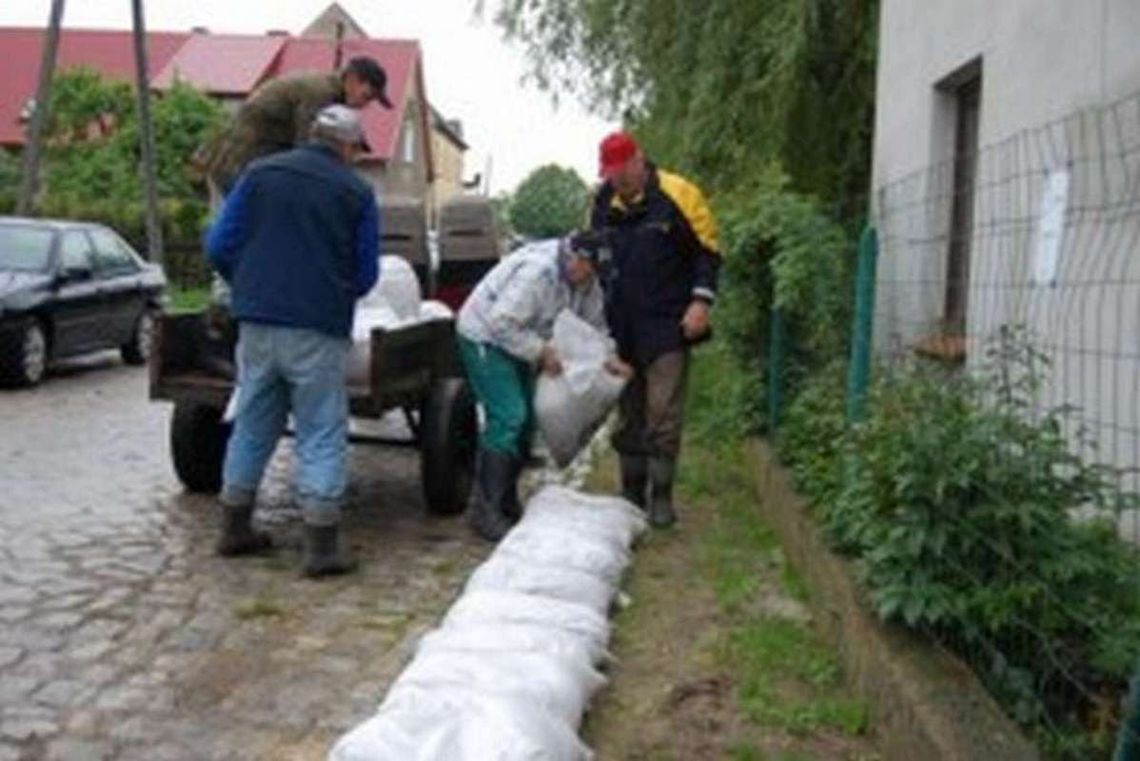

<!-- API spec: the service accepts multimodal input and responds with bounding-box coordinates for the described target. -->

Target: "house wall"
[872,0,1140,516]
[430,129,465,225]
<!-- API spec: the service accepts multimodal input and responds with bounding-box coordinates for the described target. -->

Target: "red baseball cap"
[598,131,640,178]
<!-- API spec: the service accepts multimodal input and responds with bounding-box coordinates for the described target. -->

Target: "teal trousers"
[457,335,535,457]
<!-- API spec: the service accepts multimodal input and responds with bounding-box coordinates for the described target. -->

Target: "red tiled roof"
[0,28,188,145]
[152,33,287,95]
[0,27,429,167]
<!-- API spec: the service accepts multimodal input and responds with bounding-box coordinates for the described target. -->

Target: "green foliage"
[779,361,848,503]
[712,172,855,419]
[717,173,854,365]
[493,0,878,226]
[0,149,21,210]
[508,164,589,239]
[40,68,223,206]
[780,330,1140,759]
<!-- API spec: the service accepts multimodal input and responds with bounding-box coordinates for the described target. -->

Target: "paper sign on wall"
[1032,169,1070,286]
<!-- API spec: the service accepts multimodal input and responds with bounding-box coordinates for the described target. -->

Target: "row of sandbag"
[329,485,648,760]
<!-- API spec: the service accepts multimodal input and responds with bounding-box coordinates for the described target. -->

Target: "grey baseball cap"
[312,104,370,152]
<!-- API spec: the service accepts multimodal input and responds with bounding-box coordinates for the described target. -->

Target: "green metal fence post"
[846,225,879,424]
[767,306,787,429]
[1114,663,1140,761]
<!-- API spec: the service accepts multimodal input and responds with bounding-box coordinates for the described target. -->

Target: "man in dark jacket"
[203,56,392,193]
[589,131,720,528]
[206,105,380,577]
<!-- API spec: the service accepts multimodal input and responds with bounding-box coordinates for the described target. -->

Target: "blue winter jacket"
[206,142,380,338]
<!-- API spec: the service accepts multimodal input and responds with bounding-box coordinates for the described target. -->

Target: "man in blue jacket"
[206,104,380,577]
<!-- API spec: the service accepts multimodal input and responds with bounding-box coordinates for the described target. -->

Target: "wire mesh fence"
[760,88,1140,758]
[873,87,1140,540]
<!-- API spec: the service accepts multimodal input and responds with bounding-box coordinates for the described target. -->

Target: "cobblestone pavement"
[0,355,490,760]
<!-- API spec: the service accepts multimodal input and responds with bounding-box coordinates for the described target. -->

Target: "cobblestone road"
[0,355,489,760]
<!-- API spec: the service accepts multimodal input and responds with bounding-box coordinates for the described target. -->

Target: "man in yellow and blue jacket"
[589,131,721,528]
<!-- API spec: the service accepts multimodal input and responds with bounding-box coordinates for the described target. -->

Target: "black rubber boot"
[620,455,649,510]
[471,448,516,542]
[648,457,678,529]
[302,523,357,578]
[502,455,524,522]
[216,502,272,557]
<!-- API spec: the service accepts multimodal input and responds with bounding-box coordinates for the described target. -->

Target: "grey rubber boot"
[471,448,516,542]
[302,523,357,578]
[620,455,649,510]
[648,457,678,529]
[216,502,272,557]
[502,455,524,522]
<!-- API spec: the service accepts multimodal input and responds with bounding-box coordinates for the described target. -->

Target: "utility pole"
[16,0,66,216]
[131,0,164,264]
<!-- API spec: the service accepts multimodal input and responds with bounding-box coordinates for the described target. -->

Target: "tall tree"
[508,164,589,239]
[493,0,878,226]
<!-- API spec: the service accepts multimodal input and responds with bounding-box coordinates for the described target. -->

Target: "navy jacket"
[206,142,380,338]
[590,164,721,364]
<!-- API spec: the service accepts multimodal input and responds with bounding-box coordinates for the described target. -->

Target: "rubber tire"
[121,309,156,366]
[420,377,477,515]
[0,319,48,387]
[170,402,231,493]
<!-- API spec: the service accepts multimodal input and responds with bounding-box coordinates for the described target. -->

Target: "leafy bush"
[714,172,855,419]
[779,361,847,503]
[41,68,223,206]
[780,330,1140,758]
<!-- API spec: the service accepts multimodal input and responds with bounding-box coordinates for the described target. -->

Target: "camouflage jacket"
[203,72,344,191]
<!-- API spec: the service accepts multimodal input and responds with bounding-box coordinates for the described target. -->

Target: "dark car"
[0,216,166,387]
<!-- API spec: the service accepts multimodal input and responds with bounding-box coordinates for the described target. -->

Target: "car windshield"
[0,226,55,272]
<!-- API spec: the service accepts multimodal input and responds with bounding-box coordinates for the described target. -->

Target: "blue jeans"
[221,323,350,526]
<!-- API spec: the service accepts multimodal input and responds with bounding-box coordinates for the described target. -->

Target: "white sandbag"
[464,554,617,615]
[390,649,606,728]
[330,686,592,761]
[523,486,649,548]
[497,524,632,586]
[360,255,422,319]
[534,311,627,468]
[417,622,605,667]
[348,305,401,385]
[418,300,454,322]
[443,590,611,654]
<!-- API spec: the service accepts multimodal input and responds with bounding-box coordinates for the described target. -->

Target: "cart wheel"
[171,402,231,493]
[420,378,477,515]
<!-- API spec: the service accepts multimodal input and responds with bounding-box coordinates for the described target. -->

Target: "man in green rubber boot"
[589,131,722,529]
[456,232,632,541]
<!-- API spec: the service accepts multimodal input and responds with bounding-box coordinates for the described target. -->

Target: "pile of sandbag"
[348,256,454,384]
[329,485,647,761]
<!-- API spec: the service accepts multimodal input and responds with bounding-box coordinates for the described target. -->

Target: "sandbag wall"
[330,485,646,760]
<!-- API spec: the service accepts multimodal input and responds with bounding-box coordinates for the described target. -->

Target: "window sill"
[913,333,967,365]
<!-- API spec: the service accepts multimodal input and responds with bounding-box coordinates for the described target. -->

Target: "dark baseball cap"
[567,230,612,268]
[344,56,393,109]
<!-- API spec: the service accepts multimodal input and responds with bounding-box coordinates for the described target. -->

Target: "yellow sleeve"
[658,171,720,255]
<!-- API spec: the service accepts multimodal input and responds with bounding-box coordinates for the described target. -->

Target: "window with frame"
[89,228,138,274]
[58,231,95,274]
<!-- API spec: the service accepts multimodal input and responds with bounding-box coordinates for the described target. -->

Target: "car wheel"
[0,319,48,387]
[121,309,157,366]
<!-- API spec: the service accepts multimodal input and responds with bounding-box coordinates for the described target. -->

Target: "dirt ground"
[581,450,882,761]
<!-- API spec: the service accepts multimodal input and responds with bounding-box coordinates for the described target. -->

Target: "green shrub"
[715,173,854,407]
[779,330,1140,758]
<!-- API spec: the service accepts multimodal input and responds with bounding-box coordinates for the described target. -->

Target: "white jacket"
[457,239,609,363]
